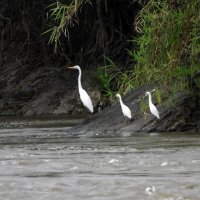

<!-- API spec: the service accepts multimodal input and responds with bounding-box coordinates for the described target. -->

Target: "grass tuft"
[95,57,135,101]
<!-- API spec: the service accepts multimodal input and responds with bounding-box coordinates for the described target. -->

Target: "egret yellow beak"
[68,66,75,69]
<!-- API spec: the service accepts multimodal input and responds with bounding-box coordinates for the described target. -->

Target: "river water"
[0,117,200,200]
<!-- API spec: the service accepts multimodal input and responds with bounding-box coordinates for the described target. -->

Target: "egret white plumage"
[145,91,160,119]
[68,65,94,113]
[116,94,132,119]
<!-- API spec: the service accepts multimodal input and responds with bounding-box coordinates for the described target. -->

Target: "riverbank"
[0,55,199,133]
[67,86,200,135]
[0,59,199,133]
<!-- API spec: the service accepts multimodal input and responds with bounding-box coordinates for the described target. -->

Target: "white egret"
[145,91,160,119]
[68,65,94,113]
[116,94,132,119]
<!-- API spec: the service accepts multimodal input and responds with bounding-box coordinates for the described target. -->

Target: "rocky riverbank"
[66,84,200,135]
[0,59,199,133]
[0,61,100,116]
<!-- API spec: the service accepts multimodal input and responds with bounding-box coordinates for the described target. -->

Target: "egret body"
[68,65,94,113]
[116,94,132,119]
[145,91,160,119]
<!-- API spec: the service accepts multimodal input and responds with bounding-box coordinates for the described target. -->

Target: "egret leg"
[126,117,134,124]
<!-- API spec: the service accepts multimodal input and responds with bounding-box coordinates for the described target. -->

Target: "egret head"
[115,94,121,98]
[68,65,80,70]
[145,91,150,96]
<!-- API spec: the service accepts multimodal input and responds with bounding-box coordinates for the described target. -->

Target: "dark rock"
[66,87,200,135]
[0,61,100,116]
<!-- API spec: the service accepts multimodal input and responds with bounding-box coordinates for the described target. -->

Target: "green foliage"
[43,0,91,52]
[96,57,134,101]
[131,0,200,100]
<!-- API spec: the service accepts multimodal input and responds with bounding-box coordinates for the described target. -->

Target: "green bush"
[131,0,200,99]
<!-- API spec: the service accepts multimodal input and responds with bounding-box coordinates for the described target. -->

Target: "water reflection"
[0,117,200,200]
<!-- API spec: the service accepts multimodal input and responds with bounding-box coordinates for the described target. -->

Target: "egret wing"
[122,105,132,119]
[80,89,94,113]
[150,104,160,119]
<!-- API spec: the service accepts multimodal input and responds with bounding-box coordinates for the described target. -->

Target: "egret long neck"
[118,96,124,107]
[148,93,152,105]
[77,68,82,91]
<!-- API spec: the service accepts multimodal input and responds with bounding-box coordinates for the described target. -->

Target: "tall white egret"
[145,91,160,119]
[116,94,132,119]
[68,65,94,113]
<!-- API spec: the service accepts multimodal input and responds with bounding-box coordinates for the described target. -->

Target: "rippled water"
[0,117,200,200]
